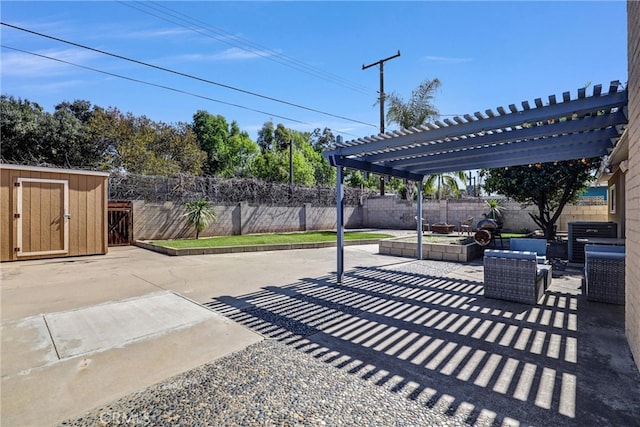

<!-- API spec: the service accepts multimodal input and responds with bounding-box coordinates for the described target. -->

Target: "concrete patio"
[1,242,639,426]
[206,258,640,425]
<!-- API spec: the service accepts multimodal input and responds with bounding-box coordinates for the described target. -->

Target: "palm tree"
[385,78,465,200]
[385,78,441,129]
[183,200,216,239]
[424,171,468,200]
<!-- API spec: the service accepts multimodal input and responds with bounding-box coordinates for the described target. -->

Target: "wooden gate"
[108,201,133,246]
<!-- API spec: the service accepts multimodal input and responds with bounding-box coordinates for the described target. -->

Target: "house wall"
[625,0,640,371]
[0,165,109,262]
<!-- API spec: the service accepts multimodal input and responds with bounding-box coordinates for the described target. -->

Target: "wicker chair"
[483,250,552,304]
[584,244,625,305]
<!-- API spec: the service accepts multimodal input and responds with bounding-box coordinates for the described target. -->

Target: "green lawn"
[500,233,527,238]
[151,231,394,249]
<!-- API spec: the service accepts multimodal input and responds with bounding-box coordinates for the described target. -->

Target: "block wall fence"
[132,201,363,240]
[132,196,607,241]
[361,197,608,233]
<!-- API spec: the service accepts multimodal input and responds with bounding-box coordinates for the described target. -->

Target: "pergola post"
[336,166,344,283]
[417,180,423,260]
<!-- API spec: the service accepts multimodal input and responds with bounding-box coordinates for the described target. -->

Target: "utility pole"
[363,50,401,195]
[362,49,401,134]
[288,140,293,200]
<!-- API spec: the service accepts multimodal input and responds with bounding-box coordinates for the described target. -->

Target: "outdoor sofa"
[483,249,552,305]
[584,244,625,305]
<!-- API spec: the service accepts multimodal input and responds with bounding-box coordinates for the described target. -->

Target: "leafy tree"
[86,106,134,171]
[385,78,441,129]
[1,95,48,163]
[192,111,258,177]
[2,96,206,174]
[310,127,335,152]
[154,121,207,176]
[90,107,205,175]
[223,121,260,178]
[251,122,332,186]
[183,199,216,239]
[308,127,336,185]
[481,159,600,239]
[1,96,107,168]
[345,171,378,188]
[256,120,276,153]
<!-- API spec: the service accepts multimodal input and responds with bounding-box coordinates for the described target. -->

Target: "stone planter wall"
[379,238,482,262]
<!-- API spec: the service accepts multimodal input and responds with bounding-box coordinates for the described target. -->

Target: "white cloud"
[179,47,276,62]
[423,55,472,64]
[1,48,100,77]
[117,27,195,39]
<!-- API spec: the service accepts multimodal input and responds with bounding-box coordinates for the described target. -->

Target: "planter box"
[432,224,456,234]
[379,237,481,262]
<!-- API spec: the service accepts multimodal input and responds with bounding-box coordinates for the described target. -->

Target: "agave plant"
[485,199,504,221]
[183,200,216,239]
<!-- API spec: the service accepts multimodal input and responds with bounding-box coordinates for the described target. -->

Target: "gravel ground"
[59,261,474,427]
[59,339,470,427]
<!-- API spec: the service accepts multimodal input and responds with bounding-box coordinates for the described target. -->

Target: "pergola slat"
[363,112,623,165]
[594,84,602,96]
[330,89,627,158]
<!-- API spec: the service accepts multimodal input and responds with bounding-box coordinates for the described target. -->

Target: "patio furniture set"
[482,238,626,306]
[415,217,475,235]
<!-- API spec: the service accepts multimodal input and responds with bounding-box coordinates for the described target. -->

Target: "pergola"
[324,81,628,282]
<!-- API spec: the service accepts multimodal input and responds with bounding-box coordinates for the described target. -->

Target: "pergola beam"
[328,155,424,182]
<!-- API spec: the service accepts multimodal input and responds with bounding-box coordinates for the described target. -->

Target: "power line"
[1,44,308,124]
[117,0,374,96]
[1,45,366,137]
[1,22,378,129]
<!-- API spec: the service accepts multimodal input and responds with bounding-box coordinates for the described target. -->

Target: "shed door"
[16,178,69,257]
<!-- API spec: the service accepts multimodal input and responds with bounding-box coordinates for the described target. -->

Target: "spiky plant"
[183,200,216,239]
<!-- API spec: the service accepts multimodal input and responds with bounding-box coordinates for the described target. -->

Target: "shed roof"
[0,163,110,177]
[324,81,628,180]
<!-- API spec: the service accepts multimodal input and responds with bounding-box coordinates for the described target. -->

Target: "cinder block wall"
[132,201,362,240]
[363,197,608,233]
[626,0,640,371]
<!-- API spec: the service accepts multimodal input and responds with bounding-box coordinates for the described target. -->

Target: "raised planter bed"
[136,238,383,256]
[379,236,481,262]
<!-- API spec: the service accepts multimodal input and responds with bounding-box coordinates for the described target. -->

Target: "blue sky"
[1,1,628,141]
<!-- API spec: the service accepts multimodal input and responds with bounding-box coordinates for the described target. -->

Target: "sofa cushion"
[510,238,547,255]
[584,244,625,254]
[585,251,626,261]
[510,238,548,264]
[484,249,537,261]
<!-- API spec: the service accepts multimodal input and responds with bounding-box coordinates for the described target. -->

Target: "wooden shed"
[1,164,109,262]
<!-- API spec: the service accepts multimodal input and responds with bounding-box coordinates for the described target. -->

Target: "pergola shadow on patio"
[207,261,640,426]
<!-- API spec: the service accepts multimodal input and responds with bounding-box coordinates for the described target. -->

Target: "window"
[609,184,616,214]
